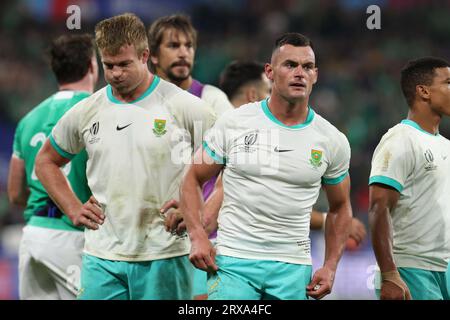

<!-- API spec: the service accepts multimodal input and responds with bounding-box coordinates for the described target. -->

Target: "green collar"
[107,75,160,104]
[261,98,315,129]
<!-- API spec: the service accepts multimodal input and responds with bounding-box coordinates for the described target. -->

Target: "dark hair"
[220,61,265,100]
[401,57,450,106]
[273,32,314,52]
[49,34,95,84]
[148,14,197,72]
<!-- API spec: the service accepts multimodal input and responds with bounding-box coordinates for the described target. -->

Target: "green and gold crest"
[309,149,323,168]
[153,119,167,137]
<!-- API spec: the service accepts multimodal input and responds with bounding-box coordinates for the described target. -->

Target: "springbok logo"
[153,119,167,137]
[309,149,323,168]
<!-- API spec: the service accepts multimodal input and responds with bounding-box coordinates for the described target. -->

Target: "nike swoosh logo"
[116,123,132,131]
[274,146,294,153]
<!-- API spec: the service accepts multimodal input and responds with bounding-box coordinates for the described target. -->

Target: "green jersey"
[13,91,92,231]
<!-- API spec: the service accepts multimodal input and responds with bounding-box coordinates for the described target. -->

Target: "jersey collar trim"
[261,98,315,129]
[106,75,160,105]
[401,119,439,137]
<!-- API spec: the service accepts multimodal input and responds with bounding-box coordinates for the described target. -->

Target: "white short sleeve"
[203,111,231,164]
[369,129,414,192]
[50,102,85,159]
[322,132,351,185]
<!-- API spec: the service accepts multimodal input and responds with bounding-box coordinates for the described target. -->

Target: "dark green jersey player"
[13,91,91,230]
[7,34,98,300]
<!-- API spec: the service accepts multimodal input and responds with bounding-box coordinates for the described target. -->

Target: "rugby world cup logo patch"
[88,121,100,144]
[244,132,258,152]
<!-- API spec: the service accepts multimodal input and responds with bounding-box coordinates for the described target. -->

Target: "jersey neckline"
[401,119,439,137]
[106,75,160,105]
[261,98,315,129]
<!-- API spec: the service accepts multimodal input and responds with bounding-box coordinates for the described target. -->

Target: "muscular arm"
[368,183,411,299]
[307,175,352,299]
[322,176,352,272]
[181,148,223,271]
[35,139,103,229]
[368,184,400,272]
[203,173,223,235]
[7,155,29,207]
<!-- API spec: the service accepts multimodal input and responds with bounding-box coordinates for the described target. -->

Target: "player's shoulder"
[18,93,58,125]
[312,110,348,142]
[201,84,234,116]
[202,84,227,99]
[224,100,259,119]
[380,122,412,143]
[157,77,205,104]
[65,86,107,114]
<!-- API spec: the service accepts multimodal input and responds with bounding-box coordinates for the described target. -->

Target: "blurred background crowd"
[0,0,449,299]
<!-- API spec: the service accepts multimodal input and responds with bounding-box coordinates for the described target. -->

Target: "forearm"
[323,203,352,270]
[181,170,209,242]
[36,160,81,218]
[369,203,396,272]
[203,185,223,236]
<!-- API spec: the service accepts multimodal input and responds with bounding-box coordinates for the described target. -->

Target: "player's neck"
[407,104,441,135]
[59,76,95,94]
[231,95,249,108]
[268,94,309,126]
[173,77,192,91]
[113,70,153,103]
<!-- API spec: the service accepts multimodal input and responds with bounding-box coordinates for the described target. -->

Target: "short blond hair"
[95,13,148,56]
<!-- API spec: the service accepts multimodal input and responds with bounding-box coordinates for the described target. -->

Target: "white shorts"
[19,225,84,300]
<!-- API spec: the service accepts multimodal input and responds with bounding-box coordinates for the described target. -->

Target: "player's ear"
[312,67,318,84]
[265,63,274,81]
[149,50,159,66]
[416,84,430,101]
[141,48,150,64]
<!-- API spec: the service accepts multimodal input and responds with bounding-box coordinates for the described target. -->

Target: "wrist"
[381,269,400,281]
[188,227,209,241]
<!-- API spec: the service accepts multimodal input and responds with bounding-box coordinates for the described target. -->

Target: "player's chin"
[171,67,190,78]
[288,88,308,98]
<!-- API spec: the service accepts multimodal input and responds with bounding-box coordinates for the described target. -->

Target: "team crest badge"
[152,119,167,137]
[309,149,323,168]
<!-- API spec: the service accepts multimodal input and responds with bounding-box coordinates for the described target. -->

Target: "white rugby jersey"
[51,76,216,261]
[203,98,351,265]
[201,84,234,117]
[369,120,450,271]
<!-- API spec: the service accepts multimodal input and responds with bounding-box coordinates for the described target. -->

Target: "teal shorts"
[193,267,207,297]
[78,254,193,300]
[375,267,449,300]
[447,264,450,297]
[207,255,312,300]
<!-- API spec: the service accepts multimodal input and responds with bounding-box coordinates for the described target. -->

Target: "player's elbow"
[8,191,24,206]
[35,149,49,182]
[7,185,28,207]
